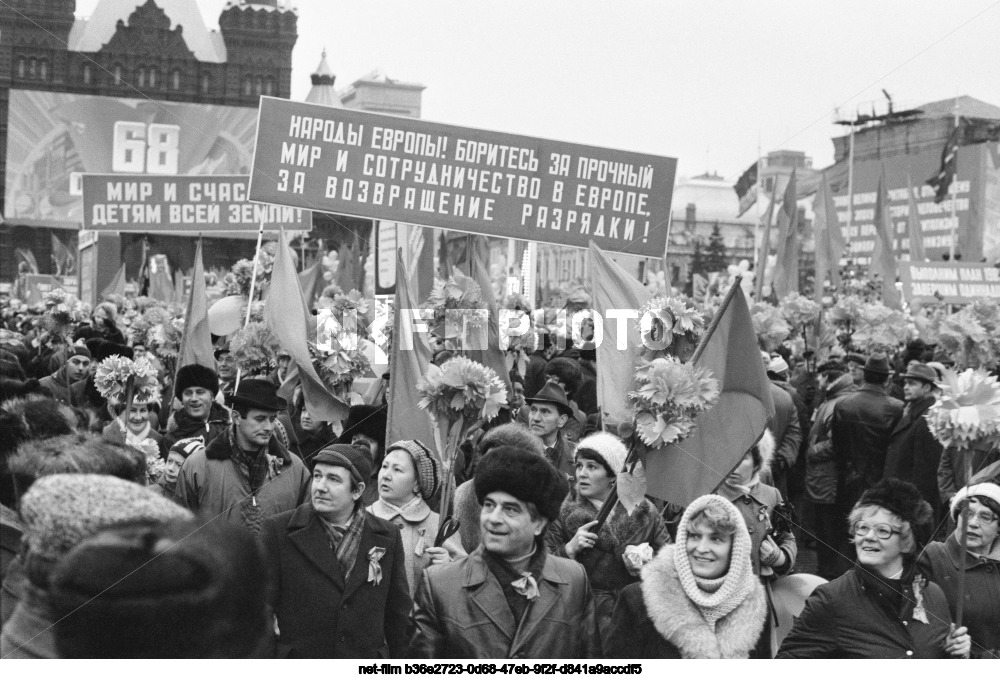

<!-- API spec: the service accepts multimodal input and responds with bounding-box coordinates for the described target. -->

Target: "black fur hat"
[856,478,934,549]
[337,404,387,451]
[174,364,219,399]
[474,445,568,522]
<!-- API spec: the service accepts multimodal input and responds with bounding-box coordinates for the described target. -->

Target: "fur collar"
[560,496,655,552]
[640,546,767,658]
[205,425,291,463]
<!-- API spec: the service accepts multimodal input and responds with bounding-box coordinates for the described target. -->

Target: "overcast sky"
[75,0,1000,184]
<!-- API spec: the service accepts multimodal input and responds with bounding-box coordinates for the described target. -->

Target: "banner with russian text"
[82,174,309,232]
[898,261,1000,305]
[249,96,677,256]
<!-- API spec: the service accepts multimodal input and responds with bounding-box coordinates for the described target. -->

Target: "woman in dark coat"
[777,478,971,658]
[917,483,1000,659]
[603,494,767,658]
[546,432,670,635]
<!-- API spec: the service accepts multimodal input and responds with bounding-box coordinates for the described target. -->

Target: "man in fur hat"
[174,379,310,536]
[408,446,598,659]
[159,363,230,458]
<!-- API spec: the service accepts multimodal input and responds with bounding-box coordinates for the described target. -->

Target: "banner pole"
[235,221,266,391]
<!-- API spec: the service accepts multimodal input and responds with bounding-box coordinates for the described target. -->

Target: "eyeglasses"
[960,508,998,526]
[852,522,901,540]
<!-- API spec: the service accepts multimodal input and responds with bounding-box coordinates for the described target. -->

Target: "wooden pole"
[234,221,266,392]
[954,452,973,630]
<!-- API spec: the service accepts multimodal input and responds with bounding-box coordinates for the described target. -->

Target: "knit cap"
[67,345,92,361]
[385,440,440,501]
[575,432,628,477]
[768,356,789,375]
[949,483,1000,520]
[312,443,373,486]
[168,436,205,460]
[19,474,192,584]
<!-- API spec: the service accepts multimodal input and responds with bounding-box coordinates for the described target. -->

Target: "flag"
[643,281,775,507]
[734,161,759,217]
[177,240,214,369]
[101,263,127,300]
[771,168,800,298]
[927,123,960,203]
[906,175,926,262]
[812,172,845,300]
[298,260,322,308]
[264,229,349,423]
[147,255,174,302]
[15,248,39,275]
[871,175,902,309]
[588,241,653,429]
[754,180,779,299]
[51,234,75,276]
[172,271,186,304]
[387,248,435,450]
[469,250,512,398]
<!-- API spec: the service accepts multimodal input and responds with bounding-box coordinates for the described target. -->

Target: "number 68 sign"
[111,121,180,174]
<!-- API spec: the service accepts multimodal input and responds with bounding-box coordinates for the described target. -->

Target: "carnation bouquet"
[309,337,372,394]
[850,302,915,354]
[933,300,1000,370]
[779,292,821,329]
[628,356,720,448]
[41,289,87,334]
[417,356,507,522]
[422,276,485,341]
[635,296,706,361]
[94,355,161,407]
[926,369,1000,454]
[221,249,275,301]
[751,302,790,351]
[229,322,281,377]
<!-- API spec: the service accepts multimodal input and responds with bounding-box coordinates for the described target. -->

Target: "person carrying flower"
[95,355,163,484]
[260,443,411,658]
[546,432,670,636]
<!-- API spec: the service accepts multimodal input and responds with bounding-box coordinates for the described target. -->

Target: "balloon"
[208,295,245,336]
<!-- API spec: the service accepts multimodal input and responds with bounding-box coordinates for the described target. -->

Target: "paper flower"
[422,276,485,340]
[310,337,372,389]
[779,292,821,328]
[94,355,161,406]
[636,296,706,354]
[416,356,507,425]
[925,368,1000,453]
[629,357,720,448]
[221,249,274,300]
[851,302,915,354]
[933,300,1000,370]
[229,322,280,376]
[752,302,791,351]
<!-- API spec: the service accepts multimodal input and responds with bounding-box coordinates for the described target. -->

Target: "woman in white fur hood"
[602,494,767,659]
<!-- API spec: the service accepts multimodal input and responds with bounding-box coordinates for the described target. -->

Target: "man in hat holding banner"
[175,378,311,536]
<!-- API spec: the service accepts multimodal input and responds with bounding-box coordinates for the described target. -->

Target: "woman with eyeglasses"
[918,483,1000,659]
[777,478,971,658]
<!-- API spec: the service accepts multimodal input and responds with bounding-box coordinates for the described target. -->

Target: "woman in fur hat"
[918,483,1000,659]
[366,440,466,593]
[546,432,670,635]
[777,478,971,658]
[603,494,767,658]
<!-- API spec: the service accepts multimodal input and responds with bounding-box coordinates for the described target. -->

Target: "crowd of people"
[0,291,997,660]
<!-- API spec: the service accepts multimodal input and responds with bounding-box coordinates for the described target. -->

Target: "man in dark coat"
[408,446,598,659]
[884,363,944,520]
[37,345,90,406]
[523,382,577,482]
[830,353,903,560]
[261,443,410,658]
[759,353,802,500]
[159,364,230,457]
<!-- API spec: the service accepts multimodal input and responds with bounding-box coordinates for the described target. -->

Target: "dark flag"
[927,123,960,203]
[734,161,759,217]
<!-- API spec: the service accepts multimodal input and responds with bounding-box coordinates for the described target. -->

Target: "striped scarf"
[321,508,367,580]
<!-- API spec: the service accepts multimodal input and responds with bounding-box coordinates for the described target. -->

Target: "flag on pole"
[264,229,349,423]
[51,234,75,276]
[147,256,174,302]
[754,181,779,299]
[871,175,902,309]
[734,161,759,217]
[469,250,513,397]
[927,123,960,203]
[643,281,775,507]
[812,172,845,300]
[906,175,926,262]
[177,240,214,369]
[298,260,322,308]
[771,168,800,298]
[101,263,127,300]
[387,248,435,450]
[588,241,653,429]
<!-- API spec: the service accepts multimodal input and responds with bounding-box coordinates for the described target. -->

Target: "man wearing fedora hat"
[830,353,903,561]
[175,378,311,536]
[884,363,945,520]
[525,382,577,481]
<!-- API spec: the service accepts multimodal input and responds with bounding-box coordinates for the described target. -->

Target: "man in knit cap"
[0,474,191,658]
[49,518,270,658]
[261,443,410,658]
[37,345,90,405]
[408,446,598,659]
[174,379,310,536]
[159,363,230,457]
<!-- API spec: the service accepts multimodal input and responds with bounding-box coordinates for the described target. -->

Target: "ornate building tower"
[219,0,297,102]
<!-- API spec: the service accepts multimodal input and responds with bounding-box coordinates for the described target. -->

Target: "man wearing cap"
[37,345,90,405]
[844,353,867,386]
[175,378,311,536]
[159,364,230,458]
[884,363,945,518]
[830,353,903,561]
[408,446,598,659]
[524,382,577,482]
[260,443,410,658]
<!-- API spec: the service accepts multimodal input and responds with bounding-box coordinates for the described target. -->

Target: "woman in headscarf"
[366,440,465,593]
[546,432,670,635]
[777,478,971,658]
[603,494,767,658]
[918,482,1000,659]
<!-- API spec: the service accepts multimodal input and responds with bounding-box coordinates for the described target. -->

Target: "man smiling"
[408,446,597,659]
[159,363,229,457]
[175,379,310,536]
